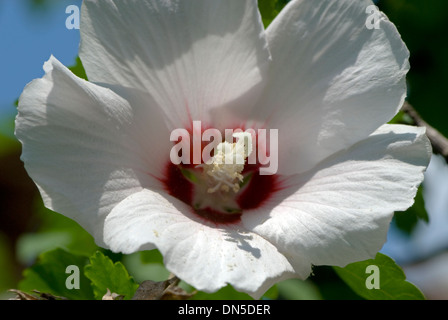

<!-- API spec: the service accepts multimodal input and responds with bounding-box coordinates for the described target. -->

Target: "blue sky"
[0,0,82,125]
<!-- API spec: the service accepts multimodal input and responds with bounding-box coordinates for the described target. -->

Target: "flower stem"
[401,101,448,163]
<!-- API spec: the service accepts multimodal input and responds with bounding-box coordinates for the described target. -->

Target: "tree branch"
[400,101,448,162]
[132,275,195,300]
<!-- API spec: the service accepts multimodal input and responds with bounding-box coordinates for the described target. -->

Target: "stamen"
[200,132,253,194]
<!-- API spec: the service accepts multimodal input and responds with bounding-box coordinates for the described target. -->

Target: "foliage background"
[1,0,448,300]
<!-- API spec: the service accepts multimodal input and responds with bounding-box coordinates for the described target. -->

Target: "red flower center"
[162,126,281,225]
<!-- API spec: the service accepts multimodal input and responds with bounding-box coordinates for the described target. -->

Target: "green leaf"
[258,0,289,28]
[191,285,253,300]
[18,248,94,300]
[262,284,279,300]
[84,251,139,300]
[16,207,98,265]
[0,233,16,292]
[334,253,425,300]
[414,187,430,223]
[310,266,363,300]
[68,56,88,80]
[122,251,170,283]
[394,186,429,235]
[276,279,322,300]
[140,249,165,264]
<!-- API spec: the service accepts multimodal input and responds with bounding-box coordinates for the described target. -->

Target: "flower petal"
[80,0,270,129]
[103,189,297,299]
[256,0,410,174]
[15,56,168,244]
[243,124,431,273]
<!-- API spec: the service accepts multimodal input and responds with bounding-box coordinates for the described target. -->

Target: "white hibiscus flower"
[15,0,431,299]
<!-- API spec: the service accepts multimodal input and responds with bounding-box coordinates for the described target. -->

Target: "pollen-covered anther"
[200,132,253,194]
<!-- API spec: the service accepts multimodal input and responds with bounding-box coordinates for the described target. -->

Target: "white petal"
[15,56,168,244]
[103,189,297,299]
[243,124,431,272]
[80,0,270,129]
[256,0,410,174]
